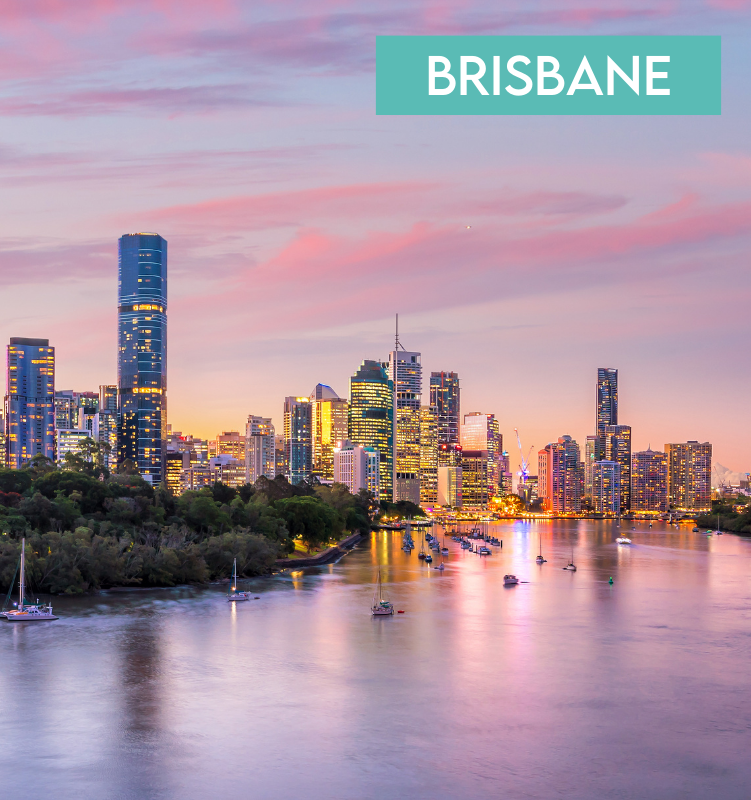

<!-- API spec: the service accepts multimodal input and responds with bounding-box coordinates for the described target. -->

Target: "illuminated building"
[0,413,4,465]
[592,461,621,515]
[117,233,167,486]
[429,371,460,444]
[596,367,618,435]
[245,416,276,483]
[499,451,513,496]
[461,450,489,510]
[333,439,380,498]
[603,425,632,511]
[284,396,312,484]
[210,455,245,487]
[419,405,438,506]
[584,435,597,503]
[348,360,394,500]
[181,464,212,491]
[387,345,422,504]
[538,435,582,513]
[165,451,183,494]
[437,466,461,507]
[93,411,117,470]
[461,412,501,493]
[100,385,117,413]
[631,448,668,512]
[55,393,75,430]
[518,475,538,506]
[310,384,348,481]
[665,441,712,511]
[274,434,286,477]
[56,429,92,464]
[215,431,245,461]
[4,337,55,469]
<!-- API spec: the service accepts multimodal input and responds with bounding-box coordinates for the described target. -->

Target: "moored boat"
[371,567,394,616]
[503,574,519,586]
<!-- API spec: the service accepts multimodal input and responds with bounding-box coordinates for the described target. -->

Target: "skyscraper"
[631,448,668,513]
[592,461,621,515]
[387,344,421,504]
[665,441,712,511]
[117,233,167,486]
[596,368,618,435]
[538,435,582,513]
[419,405,438,506]
[461,412,502,493]
[429,371,460,444]
[4,338,55,469]
[349,360,394,501]
[310,383,348,481]
[603,424,632,511]
[584,434,597,503]
[245,416,276,484]
[283,397,312,484]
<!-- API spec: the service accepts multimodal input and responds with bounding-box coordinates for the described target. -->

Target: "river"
[1,520,750,799]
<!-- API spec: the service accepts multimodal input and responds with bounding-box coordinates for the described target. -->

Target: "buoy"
[397,610,405,614]
[608,577,614,585]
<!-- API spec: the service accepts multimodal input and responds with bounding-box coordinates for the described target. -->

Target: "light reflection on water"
[1,520,750,800]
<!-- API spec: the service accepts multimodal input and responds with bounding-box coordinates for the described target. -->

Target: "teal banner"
[376,36,721,115]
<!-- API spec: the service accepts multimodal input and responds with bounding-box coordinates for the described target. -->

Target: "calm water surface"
[1,521,750,800]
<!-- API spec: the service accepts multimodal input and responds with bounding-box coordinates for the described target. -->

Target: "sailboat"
[371,568,394,616]
[562,548,577,572]
[536,537,546,564]
[2,538,57,621]
[227,558,251,602]
[716,515,723,535]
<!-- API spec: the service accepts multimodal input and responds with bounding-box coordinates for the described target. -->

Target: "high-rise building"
[437,466,462,507]
[603,425,632,511]
[274,434,286,478]
[56,428,91,464]
[215,431,245,462]
[461,450,490,510]
[99,385,117,413]
[165,452,183,495]
[498,450,513,496]
[0,412,5,466]
[631,448,669,512]
[665,441,712,511]
[596,367,618,435]
[210,455,245,487]
[245,416,276,484]
[538,435,582,513]
[419,405,438,506]
[117,232,167,486]
[284,397,312,485]
[54,392,76,430]
[4,338,55,469]
[310,384,348,481]
[349,360,394,501]
[95,384,118,471]
[461,412,502,493]
[429,371,460,444]
[592,461,621,515]
[584,434,597,503]
[333,439,380,498]
[387,343,422,505]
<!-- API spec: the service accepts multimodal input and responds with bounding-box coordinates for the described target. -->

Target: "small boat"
[616,537,632,545]
[692,527,700,533]
[418,542,426,559]
[371,568,394,616]
[2,539,57,622]
[434,561,445,571]
[535,537,546,564]
[478,546,492,556]
[425,553,433,563]
[227,558,251,601]
[503,574,519,586]
[563,549,577,571]
[716,515,723,535]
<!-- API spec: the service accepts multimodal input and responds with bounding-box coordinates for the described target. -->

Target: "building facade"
[348,360,394,501]
[333,439,380,498]
[284,396,312,484]
[461,412,502,495]
[4,337,55,468]
[603,424,632,511]
[245,416,276,484]
[592,460,621,515]
[429,371,460,444]
[665,441,712,511]
[310,384,348,481]
[117,232,167,486]
[387,349,421,504]
[538,435,583,513]
[56,428,91,465]
[631,448,669,513]
[418,405,438,507]
[461,450,490,510]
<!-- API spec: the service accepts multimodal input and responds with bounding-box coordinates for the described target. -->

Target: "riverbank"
[275,532,363,569]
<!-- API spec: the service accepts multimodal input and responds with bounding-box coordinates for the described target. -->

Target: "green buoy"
[609,576,614,585]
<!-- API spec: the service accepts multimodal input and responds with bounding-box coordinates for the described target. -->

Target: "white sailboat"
[227,558,251,602]
[371,568,394,616]
[562,548,577,572]
[536,537,546,564]
[3,538,57,622]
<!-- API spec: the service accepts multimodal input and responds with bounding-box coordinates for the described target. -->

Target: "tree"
[276,496,344,552]
[0,469,32,495]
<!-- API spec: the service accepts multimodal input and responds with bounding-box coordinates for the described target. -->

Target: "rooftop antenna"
[395,313,404,351]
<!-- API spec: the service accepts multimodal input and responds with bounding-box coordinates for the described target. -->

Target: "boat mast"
[19,537,25,611]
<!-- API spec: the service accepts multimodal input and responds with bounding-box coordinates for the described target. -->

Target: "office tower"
[631,449,669,512]
[538,435,582,513]
[603,425,632,511]
[584,435,597,503]
[461,451,489,510]
[117,232,167,486]
[419,405,438,506]
[310,384,348,481]
[4,338,55,469]
[592,461,621,515]
[333,439,380,498]
[245,416,276,484]
[0,413,4,465]
[215,431,245,461]
[209,454,245,487]
[437,466,462,507]
[99,385,117,413]
[387,339,422,504]
[518,475,538,506]
[93,412,117,470]
[283,397,312,485]
[165,452,183,494]
[499,450,513,496]
[461,412,502,493]
[55,392,75,430]
[665,441,712,511]
[349,360,394,501]
[596,368,618,434]
[429,371,460,444]
[57,428,92,464]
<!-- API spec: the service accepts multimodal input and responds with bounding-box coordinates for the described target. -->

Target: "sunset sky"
[1,0,749,476]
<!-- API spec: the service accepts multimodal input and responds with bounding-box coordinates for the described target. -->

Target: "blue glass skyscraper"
[117,233,167,486]
[4,337,55,468]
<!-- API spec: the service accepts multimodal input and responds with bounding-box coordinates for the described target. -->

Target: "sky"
[0,0,749,478]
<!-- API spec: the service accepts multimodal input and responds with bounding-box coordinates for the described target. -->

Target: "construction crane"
[514,428,534,486]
